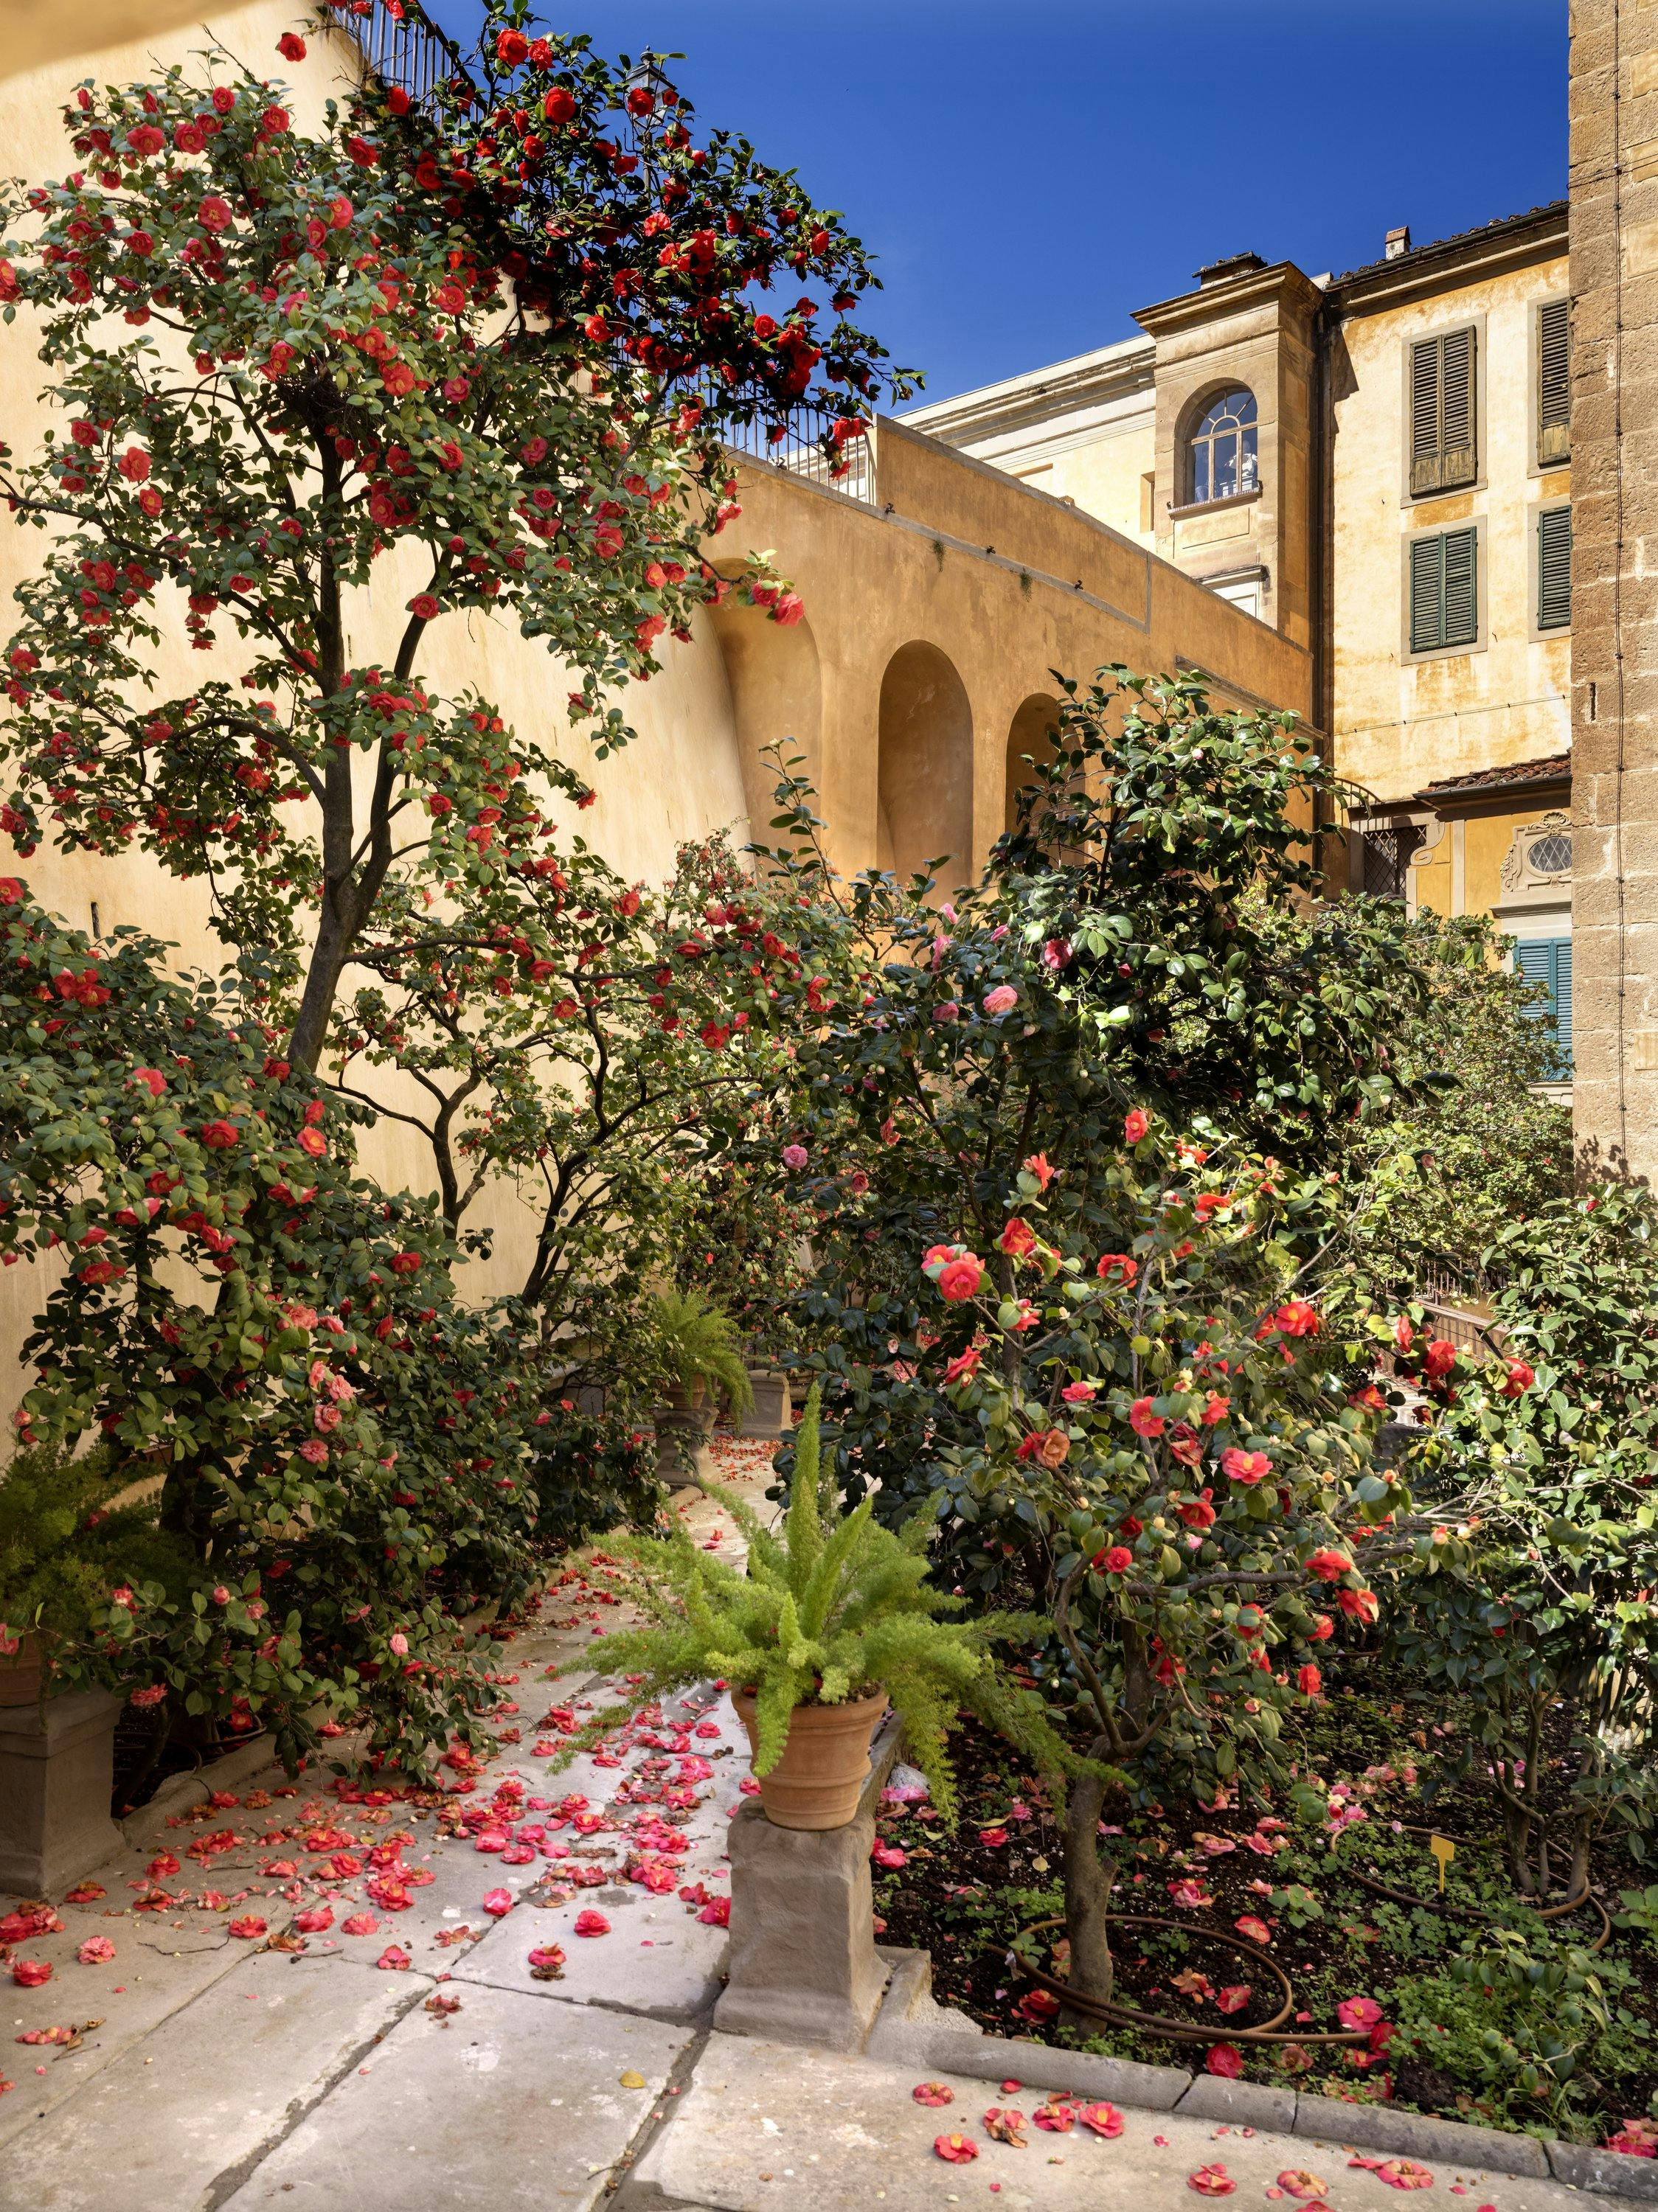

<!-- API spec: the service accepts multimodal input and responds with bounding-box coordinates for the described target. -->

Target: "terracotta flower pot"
[732,1686,887,1831]
[0,1632,45,1708]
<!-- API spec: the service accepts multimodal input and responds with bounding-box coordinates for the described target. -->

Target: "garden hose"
[1347,1869,1612,1952]
[1007,1913,1373,2045]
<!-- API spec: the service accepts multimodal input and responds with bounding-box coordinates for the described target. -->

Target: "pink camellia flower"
[210,1585,231,1605]
[573,1910,610,1937]
[1336,1994,1384,2030]
[872,1843,906,1870]
[375,1945,412,1970]
[1235,1915,1273,1945]
[781,1144,808,1170]
[1061,1381,1096,1403]
[482,1888,513,1918]
[1041,938,1072,971]
[1168,1878,1215,1908]
[932,1001,959,1023]
[1124,1107,1149,1144]
[1221,1448,1272,1485]
[1129,1397,1164,1439]
[227,1916,266,1941]
[1080,2102,1125,2138]
[341,1913,379,1937]
[11,1958,52,1986]
[77,1936,116,1964]
[389,1633,409,1656]
[982,985,1019,1016]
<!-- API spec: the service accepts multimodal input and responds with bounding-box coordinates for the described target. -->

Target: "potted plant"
[650,1287,755,1479]
[551,1388,1066,1828]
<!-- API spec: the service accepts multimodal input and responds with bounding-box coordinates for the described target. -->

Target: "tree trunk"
[1061,1735,1119,2027]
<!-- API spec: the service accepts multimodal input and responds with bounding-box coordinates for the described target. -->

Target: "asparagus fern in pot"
[552,1388,1066,1827]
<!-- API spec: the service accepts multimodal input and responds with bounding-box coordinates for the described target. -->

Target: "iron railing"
[330,0,474,111]
[721,403,878,505]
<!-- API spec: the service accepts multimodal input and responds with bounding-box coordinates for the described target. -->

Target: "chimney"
[1384,225,1412,260]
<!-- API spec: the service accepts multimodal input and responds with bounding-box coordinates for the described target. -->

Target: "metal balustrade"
[330,0,473,111]
[721,405,877,505]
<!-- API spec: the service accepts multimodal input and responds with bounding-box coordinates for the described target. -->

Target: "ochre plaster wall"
[1010,420,1156,545]
[1330,256,1572,805]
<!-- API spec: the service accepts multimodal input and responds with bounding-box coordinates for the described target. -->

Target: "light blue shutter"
[1515,938,1572,1075]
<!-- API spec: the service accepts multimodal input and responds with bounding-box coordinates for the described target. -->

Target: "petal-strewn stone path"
[0,1441,1650,2211]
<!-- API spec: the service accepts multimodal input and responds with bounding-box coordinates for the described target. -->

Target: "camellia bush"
[1386,1183,1658,1900]
[0,887,540,1769]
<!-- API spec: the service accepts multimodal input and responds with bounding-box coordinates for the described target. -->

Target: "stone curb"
[861,1950,1658,2199]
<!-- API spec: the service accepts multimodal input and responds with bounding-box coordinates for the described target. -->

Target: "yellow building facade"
[914,208,1577,1087]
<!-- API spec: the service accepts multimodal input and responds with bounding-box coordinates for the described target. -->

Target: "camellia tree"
[0,1,909,1072]
[912,1121,1408,2017]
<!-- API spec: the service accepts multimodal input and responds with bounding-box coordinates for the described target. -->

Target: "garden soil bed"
[873,1678,1658,2145]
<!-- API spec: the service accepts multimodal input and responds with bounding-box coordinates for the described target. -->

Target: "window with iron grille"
[1536,299,1570,467]
[1409,526,1479,655]
[1409,327,1477,495]
[1361,821,1426,902]
[1537,503,1572,632]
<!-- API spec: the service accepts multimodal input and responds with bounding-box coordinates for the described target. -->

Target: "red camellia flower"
[375,1944,412,1970]
[198,196,233,234]
[389,1252,422,1276]
[999,1218,1037,1259]
[1296,1663,1322,1697]
[1305,1549,1352,1582]
[934,2133,979,2163]
[1220,1447,1271,1485]
[1129,1397,1164,1439]
[936,1254,983,1302]
[278,30,305,58]
[1188,2164,1238,2196]
[409,594,440,621]
[1079,2101,1125,2138]
[1124,1108,1149,1144]
[1100,1545,1134,1573]
[1501,1357,1536,1397]
[574,1909,610,1937]
[1422,1338,1457,1380]
[1206,2042,1245,2079]
[496,27,530,65]
[228,1916,266,1940]
[913,2081,954,2107]
[1097,1252,1137,1284]
[10,1958,52,1986]
[200,1119,238,1149]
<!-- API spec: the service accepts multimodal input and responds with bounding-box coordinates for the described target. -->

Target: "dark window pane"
[1192,443,1210,504]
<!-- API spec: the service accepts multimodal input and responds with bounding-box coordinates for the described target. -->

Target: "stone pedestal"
[0,1688,124,1897]
[738,1371,792,1440]
[654,1401,715,1487]
[712,1798,888,2051]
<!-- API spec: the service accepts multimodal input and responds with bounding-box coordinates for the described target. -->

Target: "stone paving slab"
[0,1950,421,2212]
[452,1887,729,2022]
[623,2034,1648,2212]
[218,1980,692,2212]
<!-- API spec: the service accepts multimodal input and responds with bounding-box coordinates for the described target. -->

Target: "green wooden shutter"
[1410,329,1478,494]
[1409,534,1445,652]
[1537,504,1572,630]
[1443,526,1478,647]
[1410,339,1443,495]
[1439,327,1477,488]
[1515,937,1572,1074]
[1537,299,1570,464]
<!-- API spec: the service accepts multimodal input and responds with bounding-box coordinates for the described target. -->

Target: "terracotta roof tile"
[1417,752,1571,801]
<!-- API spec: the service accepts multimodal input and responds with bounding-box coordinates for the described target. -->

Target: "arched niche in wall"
[1004,692,1063,835]
[704,585,824,837]
[876,641,974,895]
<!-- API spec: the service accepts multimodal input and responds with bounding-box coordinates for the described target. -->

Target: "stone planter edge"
[866,1952,1657,2197]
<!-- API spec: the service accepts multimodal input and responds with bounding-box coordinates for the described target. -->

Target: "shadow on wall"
[705,589,823,837]
[1004,692,1063,834]
[877,641,974,896]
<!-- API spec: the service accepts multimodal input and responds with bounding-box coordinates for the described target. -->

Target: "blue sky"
[422,1,1567,407]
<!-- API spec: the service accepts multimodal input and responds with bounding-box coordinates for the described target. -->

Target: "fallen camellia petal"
[999,2079,1022,2094]
[1206,2042,1244,2079]
[340,1914,379,1937]
[1079,2102,1125,2139]
[527,1945,566,1980]
[912,2082,954,2107]
[292,1905,333,1935]
[1235,1915,1272,1945]
[982,2108,1028,2148]
[1275,2042,1314,2075]
[573,1910,610,1937]
[1376,2160,1435,2191]
[934,2133,979,2163]
[375,1946,412,1971]
[481,1888,513,1918]
[1277,2171,1331,2200]
[226,1917,266,1941]
[1014,1989,1059,2024]
[62,1883,105,1904]
[75,1938,116,1966]
[1189,2164,1238,2196]
[872,1843,906,1870]
[1215,1984,1252,2014]
[1032,2096,1075,2132]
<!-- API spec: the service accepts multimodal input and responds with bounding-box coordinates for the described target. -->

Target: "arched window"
[1188,389,1258,504]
